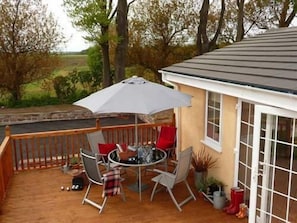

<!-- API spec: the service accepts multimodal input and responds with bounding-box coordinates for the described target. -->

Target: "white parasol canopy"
[74,76,192,144]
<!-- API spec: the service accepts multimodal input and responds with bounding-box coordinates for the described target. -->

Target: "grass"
[23,53,89,99]
[2,53,155,108]
[56,54,89,74]
[0,53,89,107]
[59,54,88,66]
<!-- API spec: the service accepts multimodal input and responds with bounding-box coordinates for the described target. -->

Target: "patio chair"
[155,125,177,158]
[80,149,125,214]
[154,126,177,170]
[86,130,118,170]
[150,146,196,211]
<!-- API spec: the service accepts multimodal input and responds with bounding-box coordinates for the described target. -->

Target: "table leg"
[138,166,142,201]
[127,166,149,201]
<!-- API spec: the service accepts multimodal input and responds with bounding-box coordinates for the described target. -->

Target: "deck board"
[1,167,248,223]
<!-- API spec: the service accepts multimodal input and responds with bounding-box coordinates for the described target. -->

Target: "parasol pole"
[135,114,138,146]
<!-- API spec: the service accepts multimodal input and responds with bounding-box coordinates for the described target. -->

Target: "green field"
[2,53,154,107]
[23,54,89,99]
[57,54,89,74]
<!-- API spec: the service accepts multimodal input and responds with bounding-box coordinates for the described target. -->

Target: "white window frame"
[201,91,222,153]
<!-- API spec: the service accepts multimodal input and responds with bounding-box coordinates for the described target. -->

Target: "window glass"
[206,92,221,143]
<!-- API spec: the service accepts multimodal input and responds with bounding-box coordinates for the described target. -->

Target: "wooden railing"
[0,118,174,202]
[0,133,14,204]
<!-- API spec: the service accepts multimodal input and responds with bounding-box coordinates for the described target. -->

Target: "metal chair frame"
[150,146,196,211]
[80,149,125,214]
[86,131,119,171]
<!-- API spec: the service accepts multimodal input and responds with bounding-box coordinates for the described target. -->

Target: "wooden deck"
[1,166,248,223]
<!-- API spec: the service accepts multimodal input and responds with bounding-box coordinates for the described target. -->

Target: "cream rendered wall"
[214,95,237,193]
[177,84,238,195]
[178,85,205,152]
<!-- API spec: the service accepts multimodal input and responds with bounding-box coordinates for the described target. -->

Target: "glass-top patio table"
[108,146,166,201]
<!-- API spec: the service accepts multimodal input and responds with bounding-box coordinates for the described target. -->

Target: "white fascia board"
[161,71,297,113]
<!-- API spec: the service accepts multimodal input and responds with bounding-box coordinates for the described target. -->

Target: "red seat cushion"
[98,143,117,155]
[156,126,176,150]
[156,138,174,150]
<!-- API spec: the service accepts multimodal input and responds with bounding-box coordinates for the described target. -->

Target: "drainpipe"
[161,72,182,155]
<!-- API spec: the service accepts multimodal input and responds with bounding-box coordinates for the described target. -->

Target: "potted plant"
[201,177,226,209]
[204,177,224,195]
[192,146,218,191]
[70,156,80,169]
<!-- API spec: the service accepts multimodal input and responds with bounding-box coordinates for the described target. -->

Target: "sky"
[42,1,297,52]
[42,0,91,52]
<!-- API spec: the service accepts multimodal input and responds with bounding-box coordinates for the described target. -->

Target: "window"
[237,102,254,204]
[203,91,222,152]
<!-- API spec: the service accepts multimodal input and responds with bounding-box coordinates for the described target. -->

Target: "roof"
[162,27,297,95]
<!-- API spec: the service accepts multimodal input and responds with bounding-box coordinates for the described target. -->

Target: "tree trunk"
[10,82,21,102]
[209,0,225,51]
[100,26,112,88]
[101,42,111,88]
[197,0,209,55]
[279,0,296,27]
[114,0,128,83]
[197,0,225,55]
[236,0,244,42]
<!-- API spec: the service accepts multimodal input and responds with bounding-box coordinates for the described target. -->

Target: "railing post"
[96,119,101,129]
[5,126,11,137]
[172,113,176,126]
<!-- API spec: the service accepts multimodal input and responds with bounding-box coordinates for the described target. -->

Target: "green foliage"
[5,95,60,108]
[128,0,198,81]
[70,156,80,165]
[0,0,64,101]
[192,146,218,172]
[62,0,114,44]
[125,65,157,82]
[53,66,100,104]
[87,46,102,74]
[53,76,76,102]
[63,0,115,87]
[0,53,92,108]
[197,176,224,193]
[293,0,297,10]
[87,45,103,90]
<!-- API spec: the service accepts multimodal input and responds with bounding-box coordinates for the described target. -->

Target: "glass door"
[249,105,297,223]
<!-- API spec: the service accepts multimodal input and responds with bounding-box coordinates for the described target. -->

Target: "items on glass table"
[137,145,153,163]
[109,146,167,201]
[114,144,163,164]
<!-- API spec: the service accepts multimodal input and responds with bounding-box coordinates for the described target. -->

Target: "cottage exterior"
[160,27,297,223]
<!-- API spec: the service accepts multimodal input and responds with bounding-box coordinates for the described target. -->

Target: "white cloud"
[42,0,91,52]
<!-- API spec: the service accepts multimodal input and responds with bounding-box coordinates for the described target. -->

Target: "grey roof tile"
[162,27,297,94]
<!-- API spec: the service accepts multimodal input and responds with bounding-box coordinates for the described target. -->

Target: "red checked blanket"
[102,168,121,197]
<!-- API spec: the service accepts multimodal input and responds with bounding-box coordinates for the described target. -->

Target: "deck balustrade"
[0,118,174,202]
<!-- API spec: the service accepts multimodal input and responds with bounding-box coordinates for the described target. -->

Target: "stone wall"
[0,105,100,126]
[0,105,173,126]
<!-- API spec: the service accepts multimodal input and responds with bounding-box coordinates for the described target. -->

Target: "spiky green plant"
[192,146,217,172]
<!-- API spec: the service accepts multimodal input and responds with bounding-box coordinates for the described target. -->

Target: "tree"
[207,0,296,46]
[245,0,296,30]
[128,0,197,81]
[236,0,245,41]
[0,0,64,101]
[63,0,116,87]
[196,0,225,55]
[114,0,128,83]
[219,0,244,43]
[278,0,297,27]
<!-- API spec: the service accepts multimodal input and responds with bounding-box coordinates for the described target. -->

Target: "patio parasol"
[73,76,192,144]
